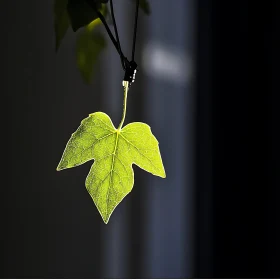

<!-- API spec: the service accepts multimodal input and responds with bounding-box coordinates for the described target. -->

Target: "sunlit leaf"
[57,112,165,223]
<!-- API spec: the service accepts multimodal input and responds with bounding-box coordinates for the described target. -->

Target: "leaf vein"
[119,134,161,172]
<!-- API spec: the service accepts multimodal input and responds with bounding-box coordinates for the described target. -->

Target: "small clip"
[123,60,138,87]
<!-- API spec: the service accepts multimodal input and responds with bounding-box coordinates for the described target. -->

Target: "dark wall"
[195,0,279,278]
[3,1,104,278]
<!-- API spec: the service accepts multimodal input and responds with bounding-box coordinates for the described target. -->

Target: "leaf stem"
[118,81,129,130]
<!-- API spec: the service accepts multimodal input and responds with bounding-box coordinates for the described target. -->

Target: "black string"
[87,0,140,82]
[109,0,125,70]
[85,0,123,58]
[131,0,139,62]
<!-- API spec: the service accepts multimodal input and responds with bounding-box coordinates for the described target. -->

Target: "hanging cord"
[86,0,125,61]
[131,0,139,62]
[109,0,125,70]
[123,0,139,85]
[87,0,140,86]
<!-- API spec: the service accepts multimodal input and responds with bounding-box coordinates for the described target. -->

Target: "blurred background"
[2,0,278,278]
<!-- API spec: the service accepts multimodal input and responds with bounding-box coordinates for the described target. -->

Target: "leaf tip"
[154,164,166,178]
[56,162,63,171]
[159,169,166,178]
[102,216,110,224]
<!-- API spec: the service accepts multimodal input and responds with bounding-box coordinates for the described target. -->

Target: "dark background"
[2,0,278,278]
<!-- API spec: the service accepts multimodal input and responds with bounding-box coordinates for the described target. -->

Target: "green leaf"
[76,30,106,83]
[86,3,109,31]
[57,112,165,223]
[67,0,106,31]
[54,0,70,51]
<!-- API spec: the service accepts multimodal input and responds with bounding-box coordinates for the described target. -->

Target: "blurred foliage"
[76,31,106,83]
[54,0,150,84]
[67,0,108,32]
